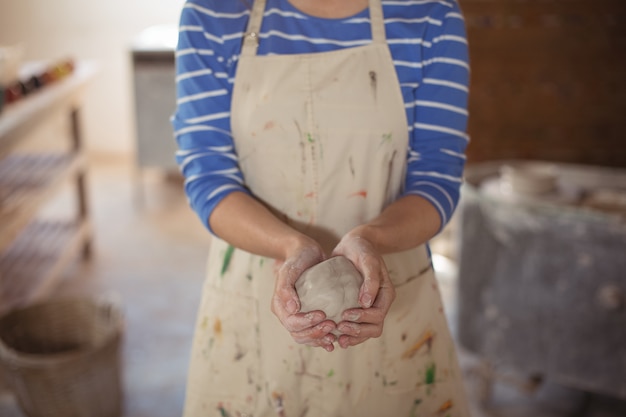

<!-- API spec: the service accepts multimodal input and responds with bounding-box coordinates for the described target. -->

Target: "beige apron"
[183,0,470,415]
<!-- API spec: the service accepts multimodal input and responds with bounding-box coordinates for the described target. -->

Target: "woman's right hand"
[271,236,338,352]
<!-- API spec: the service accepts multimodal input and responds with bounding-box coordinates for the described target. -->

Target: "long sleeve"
[172,0,470,234]
[172,1,250,234]
[402,2,470,230]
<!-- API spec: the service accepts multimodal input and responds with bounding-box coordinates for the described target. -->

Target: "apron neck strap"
[369,0,387,44]
[242,0,266,57]
[241,0,387,56]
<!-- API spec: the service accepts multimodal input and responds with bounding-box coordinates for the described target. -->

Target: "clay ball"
[295,256,363,330]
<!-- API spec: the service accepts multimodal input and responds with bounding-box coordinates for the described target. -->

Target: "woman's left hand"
[331,230,396,349]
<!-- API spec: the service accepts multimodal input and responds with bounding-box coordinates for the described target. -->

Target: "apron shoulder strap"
[241,0,266,56]
[241,0,386,56]
[369,0,387,44]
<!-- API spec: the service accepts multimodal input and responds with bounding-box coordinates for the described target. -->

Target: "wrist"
[280,232,323,262]
[343,224,380,250]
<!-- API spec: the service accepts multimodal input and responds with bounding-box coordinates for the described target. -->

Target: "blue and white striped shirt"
[172,0,470,233]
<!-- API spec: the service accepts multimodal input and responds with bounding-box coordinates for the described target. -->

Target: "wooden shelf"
[0,61,97,159]
[0,220,91,315]
[0,61,95,315]
[0,152,86,253]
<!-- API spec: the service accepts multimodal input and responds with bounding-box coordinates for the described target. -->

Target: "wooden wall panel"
[461,0,626,167]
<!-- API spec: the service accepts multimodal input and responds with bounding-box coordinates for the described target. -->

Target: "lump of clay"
[295,256,363,330]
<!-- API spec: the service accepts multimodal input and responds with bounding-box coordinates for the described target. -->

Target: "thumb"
[277,261,303,314]
[357,260,382,309]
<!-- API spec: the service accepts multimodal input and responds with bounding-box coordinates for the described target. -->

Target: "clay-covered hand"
[271,237,338,351]
[331,231,396,349]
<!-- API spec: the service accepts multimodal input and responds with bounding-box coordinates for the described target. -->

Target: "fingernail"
[361,294,372,308]
[287,300,298,314]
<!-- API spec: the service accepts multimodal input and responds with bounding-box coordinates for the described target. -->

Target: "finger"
[341,306,386,326]
[292,327,337,346]
[291,320,336,341]
[293,332,336,348]
[318,338,337,352]
[279,310,327,333]
[338,334,368,349]
[304,335,336,352]
[341,285,394,324]
[336,322,383,339]
[303,339,335,352]
[341,307,382,325]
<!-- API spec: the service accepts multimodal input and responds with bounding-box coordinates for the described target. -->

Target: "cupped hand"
[271,236,338,351]
[331,230,396,349]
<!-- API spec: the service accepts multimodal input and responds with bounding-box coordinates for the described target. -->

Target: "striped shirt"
[172,0,470,234]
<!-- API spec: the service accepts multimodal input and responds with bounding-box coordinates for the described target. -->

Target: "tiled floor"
[1,157,625,417]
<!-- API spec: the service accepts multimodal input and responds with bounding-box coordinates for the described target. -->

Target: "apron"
[183,0,470,415]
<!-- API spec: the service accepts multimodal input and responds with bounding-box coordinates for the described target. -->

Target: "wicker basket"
[0,297,124,417]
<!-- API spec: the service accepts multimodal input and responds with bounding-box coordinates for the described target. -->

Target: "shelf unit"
[0,61,96,315]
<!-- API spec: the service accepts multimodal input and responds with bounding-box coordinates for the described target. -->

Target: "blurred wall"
[2,0,625,166]
[0,0,185,155]
[461,0,626,168]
